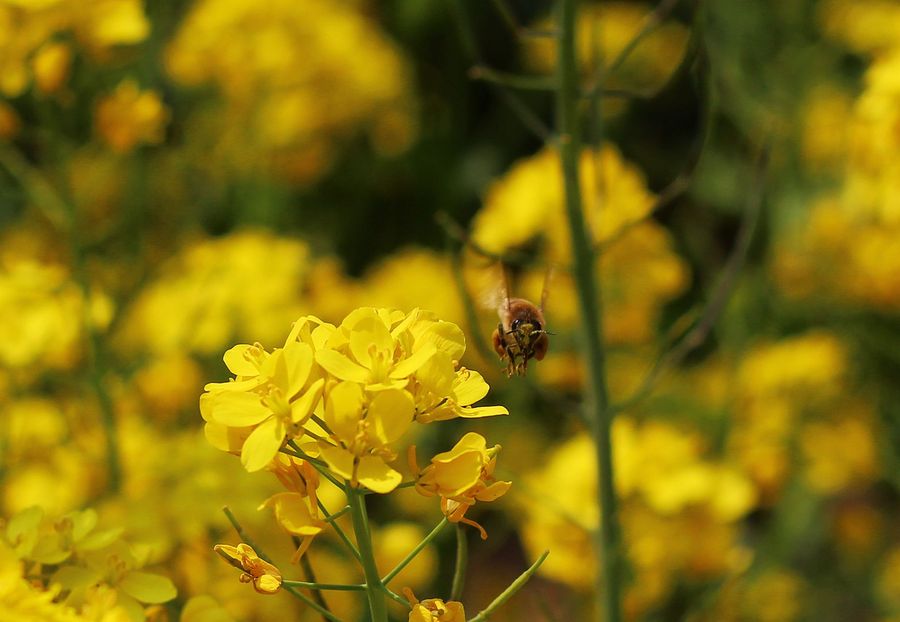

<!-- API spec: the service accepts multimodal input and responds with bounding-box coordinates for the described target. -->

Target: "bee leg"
[492,325,507,360]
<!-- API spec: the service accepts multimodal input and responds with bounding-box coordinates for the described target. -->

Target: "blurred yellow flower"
[95,80,169,153]
[32,40,71,94]
[165,0,415,183]
[521,420,755,613]
[818,0,900,55]
[118,230,311,355]
[373,523,437,593]
[0,0,147,97]
[0,540,88,622]
[0,259,83,372]
[524,2,689,93]
[214,543,282,595]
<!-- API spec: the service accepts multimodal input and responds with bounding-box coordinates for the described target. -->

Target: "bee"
[490,266,552,377]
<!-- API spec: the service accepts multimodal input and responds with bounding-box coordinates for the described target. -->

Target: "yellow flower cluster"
[203,309,507,487]
[1,506,176,622]
[118,230,311,356]
[729,332,880,501]
[520,418,755,617]
[165,0,416,183]
[0,259,84,372]
[0,0,148,97]
[775,22,900,310]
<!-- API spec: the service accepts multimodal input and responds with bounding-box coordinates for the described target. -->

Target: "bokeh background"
[2,0,900,620]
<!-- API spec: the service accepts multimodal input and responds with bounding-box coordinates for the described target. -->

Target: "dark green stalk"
[556,1,622,621]
[346,489,389,622]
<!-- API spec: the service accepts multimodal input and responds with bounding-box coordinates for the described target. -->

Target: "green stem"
[382,517,449,585]
[347,489,389,622]
[317,499,361,562]
[556,1,622,622]
[282,581,366,591]
[467,551,550,621]
[450,524,467,601]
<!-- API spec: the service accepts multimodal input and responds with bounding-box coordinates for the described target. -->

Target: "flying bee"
[490,265,552,377]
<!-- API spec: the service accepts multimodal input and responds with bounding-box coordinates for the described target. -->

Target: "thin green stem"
[469,66,558,91]
[282,581,366,591]
[382,517,449,585]
[346,489,389,622]
[467,551,550,622]
[221,507,344,622]
[450,524,467,601]
[317,499,361,562]
[556,1,622,622]
[297,538,332,619]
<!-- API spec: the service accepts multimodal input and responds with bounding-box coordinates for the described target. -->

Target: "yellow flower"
[318,381,414,493]
[405,590,465,622]
[315,309,437,390]
[412,432,511,539]
[259,457,325,562]
[95,80,168,153]
[204,340,325,472]
[213,543,282,595]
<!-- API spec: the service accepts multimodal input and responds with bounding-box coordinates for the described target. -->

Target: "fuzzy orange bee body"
[492,297,549,377]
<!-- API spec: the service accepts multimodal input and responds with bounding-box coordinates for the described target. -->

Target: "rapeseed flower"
[412,432,511,539]
[214,543,282,595]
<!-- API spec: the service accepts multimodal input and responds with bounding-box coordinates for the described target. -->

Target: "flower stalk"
[556,1,623,621]
[346,488,389,622]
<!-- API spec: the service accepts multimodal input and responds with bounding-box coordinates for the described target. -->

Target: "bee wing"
[478,263,512,320]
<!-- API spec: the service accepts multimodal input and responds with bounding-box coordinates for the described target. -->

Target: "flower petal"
[241,417,282,472]
[475,480,512,502]
[456,404,509,419]
[350,316,394,367]
[260,492,323,536]
[319,444,355,481]
[325,381,364,441]
[209,391,271,427]
[356,456,403,494]
[315,349,370,383]
[417,321,466,362]
[389,342,436,379]
[223,344,263,377]
[452,370,489,406]
[368,388,414,445]
[283,342,314,399]
[291,377,324,424]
